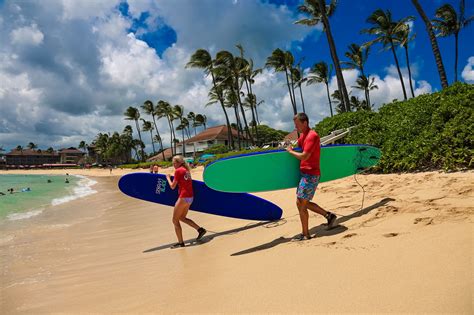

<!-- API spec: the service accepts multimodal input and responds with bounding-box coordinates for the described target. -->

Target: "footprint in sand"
[383,232,399,237]
[343,233,357,239]
[414,217,433,225]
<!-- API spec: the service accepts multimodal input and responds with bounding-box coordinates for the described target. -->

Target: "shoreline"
[0,169,472,313]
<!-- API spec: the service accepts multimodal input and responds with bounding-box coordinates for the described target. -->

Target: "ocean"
[0,174,97,221]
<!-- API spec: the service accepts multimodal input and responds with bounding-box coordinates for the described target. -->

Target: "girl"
[166,155,206,248]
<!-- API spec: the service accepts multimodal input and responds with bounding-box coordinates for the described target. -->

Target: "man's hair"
[294,112,309,124]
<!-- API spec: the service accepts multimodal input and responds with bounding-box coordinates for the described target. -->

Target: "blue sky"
[0,0,473,151]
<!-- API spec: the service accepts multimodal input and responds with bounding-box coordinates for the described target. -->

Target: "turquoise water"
[0,174,94,220]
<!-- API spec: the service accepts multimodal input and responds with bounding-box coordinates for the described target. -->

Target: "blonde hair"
[172,155,191,171]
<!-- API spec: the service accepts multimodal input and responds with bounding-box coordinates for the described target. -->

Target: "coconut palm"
[78,141,87,152]
[141,100,165,160]
[215,50,254,144]
[187,112,197,136]
[342,43,370,76]
[291,63,307,114]
[27,142,37,150]
[395,24,416,98]
[296,0,351,112]
[362,9,414,101]
[195,114,207,130]
[186,49,233,149]
[342,43,374,102]
[411,0,449,88]
[433,0,474,82]
[124,106,145,161]
[141,119,156,155]
[352,75,378,109]
[307,61,334,117]
[265,48,298,115]
[331,89,345,114]
[156,100,176,156]
[236,44,261,143]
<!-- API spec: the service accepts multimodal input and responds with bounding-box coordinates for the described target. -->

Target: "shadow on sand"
[231,197,395,256]
[143,219,287,253]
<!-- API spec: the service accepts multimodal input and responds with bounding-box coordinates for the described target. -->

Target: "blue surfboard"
[118,173,282,221]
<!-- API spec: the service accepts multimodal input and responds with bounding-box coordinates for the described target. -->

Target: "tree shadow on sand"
[143,219,287,253]
[231,197,395,256]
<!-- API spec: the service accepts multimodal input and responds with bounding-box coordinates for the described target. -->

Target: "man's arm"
[286,146,311,161]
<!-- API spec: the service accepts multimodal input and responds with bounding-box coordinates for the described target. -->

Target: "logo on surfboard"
[155,179,167,194]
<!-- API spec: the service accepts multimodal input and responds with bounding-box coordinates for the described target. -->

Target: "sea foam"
[51,175,97,206]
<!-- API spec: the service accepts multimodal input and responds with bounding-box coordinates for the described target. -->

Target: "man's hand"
[286,145,293,152]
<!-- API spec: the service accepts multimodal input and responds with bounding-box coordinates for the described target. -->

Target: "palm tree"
[433,0,474,82]
[236,44,261,143]
[292,63,307,113]
[296,0,351,112]
[186,49,233,149]
[352,75,378,109]
[342,43,374,102]
[395,24,416,97]
[187,112,197,136]
[78,141,86,152]
[411,0,449,88]
[331,89,345,114]
[342,43,370,76]
[124,106,145,161]
[195,114,207,130]
[265,48,298,115]
[46,147,54,154]
[362,9,414,101]
[27,142,37,150]
[141,119,156,155]
[307,61,334,117]
[156,100,176,156]
[141,100,165,160]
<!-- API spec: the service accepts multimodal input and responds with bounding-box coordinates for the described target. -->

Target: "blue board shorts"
[296,173,320,200]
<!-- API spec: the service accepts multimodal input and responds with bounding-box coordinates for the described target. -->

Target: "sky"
[0,0,473,152]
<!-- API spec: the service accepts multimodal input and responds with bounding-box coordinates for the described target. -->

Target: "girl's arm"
[166,174,178,189]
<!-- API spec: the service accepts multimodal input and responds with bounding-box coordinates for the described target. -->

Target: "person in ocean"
[166,155,206,249]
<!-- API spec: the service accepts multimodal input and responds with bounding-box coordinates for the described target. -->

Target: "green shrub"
[203,144,230,155]
[314,82,473,172]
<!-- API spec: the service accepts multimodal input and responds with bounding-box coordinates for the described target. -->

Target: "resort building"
[148,125,250,162]
[4,148,85,167]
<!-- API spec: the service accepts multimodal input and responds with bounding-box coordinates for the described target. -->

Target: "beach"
[0,167,472,313]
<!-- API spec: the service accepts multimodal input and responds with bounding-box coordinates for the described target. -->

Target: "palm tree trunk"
[150,131,156,154]
[245,78,259,144]
[288,69,298,113]
[411,0,449,88]
[151,115,165,160]
[284,69,297,115]
[166,118,174,156]
[325,82,334,117]
[233,105,242,150]
[299,85,306,113]
[390,40,408,100]
[454,32,459,82]
[182,129,186,156]
[318,0,350,112]
[210,71,234,150]
[134,120,145,161]
[404,45,415,98]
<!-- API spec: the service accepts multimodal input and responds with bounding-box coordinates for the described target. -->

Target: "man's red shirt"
[297,128,321,176]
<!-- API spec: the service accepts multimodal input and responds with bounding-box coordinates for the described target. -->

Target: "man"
[286,113,337,240]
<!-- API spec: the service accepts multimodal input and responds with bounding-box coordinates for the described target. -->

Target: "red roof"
[183,125,247,143]
[6,149,58,156]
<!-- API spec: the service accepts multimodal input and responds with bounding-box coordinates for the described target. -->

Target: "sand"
[0,168,472,313]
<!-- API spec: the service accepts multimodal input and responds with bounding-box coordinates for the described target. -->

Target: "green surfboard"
[203,145,381,193]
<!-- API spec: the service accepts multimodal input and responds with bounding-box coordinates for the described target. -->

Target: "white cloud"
[10,24,44,45]
[461,56,474,83]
